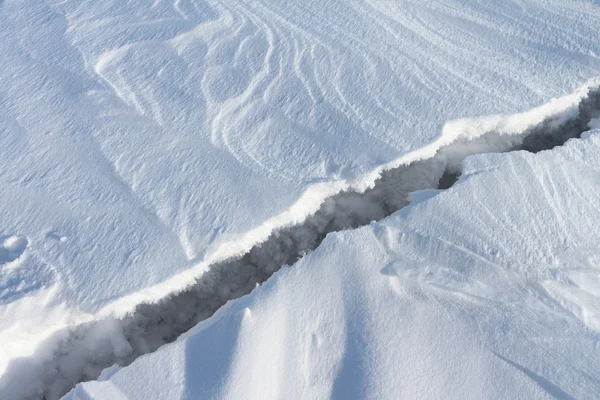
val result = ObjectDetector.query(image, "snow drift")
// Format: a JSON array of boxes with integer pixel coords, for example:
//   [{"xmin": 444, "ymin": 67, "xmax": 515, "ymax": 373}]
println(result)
[
  {"xmin": 2, "ymin": 0, "xmax": 600, "ymax": 398},
  {"xmin": 2, "ymin": 83, "xmax": 599, "ymax": 399},
  {"xmin": 64, "ymin": 115, "xmax": 600, "ymax": 400}
]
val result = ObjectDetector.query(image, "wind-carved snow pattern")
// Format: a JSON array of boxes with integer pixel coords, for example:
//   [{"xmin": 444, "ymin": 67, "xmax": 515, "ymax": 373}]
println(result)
[{"xmin": 2, "ymin": 88, "xmax": 600, "ymax": 400}]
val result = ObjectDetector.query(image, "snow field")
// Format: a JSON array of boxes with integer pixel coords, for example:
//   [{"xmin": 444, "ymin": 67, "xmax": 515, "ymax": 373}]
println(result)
[
  {"xmin": 2, "ymin": 82, "xmax": 600, "ymax": 399},
  {"xmin": 2, "ymin": 0, "xmax": 600, "ymax": 398}
]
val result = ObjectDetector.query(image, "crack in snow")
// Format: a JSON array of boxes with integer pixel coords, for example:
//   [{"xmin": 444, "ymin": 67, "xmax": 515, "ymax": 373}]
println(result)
[{"xmin": 2, "ymin": 87, "xmax": 600, "ymax": 400}]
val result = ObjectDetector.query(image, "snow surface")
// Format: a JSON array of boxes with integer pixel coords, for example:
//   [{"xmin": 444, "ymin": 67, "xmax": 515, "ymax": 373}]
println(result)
[
  {"xmin": 65, "ymin": 129, "xmax": 600, "ymax": 399},
  {"xmin": 1, "ymin": 0, "xmax": 600, "ymax": 396},
  {"xmin": 2, "ymin": 85, "xmax": 599, "ymax": 399}
]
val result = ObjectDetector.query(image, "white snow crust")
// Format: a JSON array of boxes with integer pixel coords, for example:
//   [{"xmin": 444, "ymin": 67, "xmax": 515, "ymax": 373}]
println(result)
[{"xmin": 1, "ymin": 0, "xmax": 600, "ymax": 396}]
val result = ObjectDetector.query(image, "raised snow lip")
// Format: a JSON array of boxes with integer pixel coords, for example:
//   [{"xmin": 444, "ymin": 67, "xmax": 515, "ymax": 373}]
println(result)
[{"xmin": 2, "ymin": 86, "xmax": 600, "ymax": 400}]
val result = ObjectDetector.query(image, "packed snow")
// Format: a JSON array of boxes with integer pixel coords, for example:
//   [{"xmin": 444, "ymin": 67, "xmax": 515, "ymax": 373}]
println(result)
[
  {"xmin": 65, "ymin": 127, "xmax": 600, "ymax": 399},
  {"xmin": 1, "ymin": 0, "xmax": 600, "ymax": 398}
]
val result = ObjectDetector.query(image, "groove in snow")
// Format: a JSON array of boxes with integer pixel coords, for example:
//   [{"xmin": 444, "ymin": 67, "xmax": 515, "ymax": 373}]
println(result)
[{"xmin": 2, "ymin": 86, "xmax": 600, "ymax": 400}]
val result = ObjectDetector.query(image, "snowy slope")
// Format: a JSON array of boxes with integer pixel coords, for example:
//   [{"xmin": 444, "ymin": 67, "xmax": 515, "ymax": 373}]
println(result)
[
  {"xmin": 1, "ymin": 0, "xmax": 600, "ymax": 392},
  {"xmin": 66, "ymin": 130, "xmax": 600, "ymax": 400}
]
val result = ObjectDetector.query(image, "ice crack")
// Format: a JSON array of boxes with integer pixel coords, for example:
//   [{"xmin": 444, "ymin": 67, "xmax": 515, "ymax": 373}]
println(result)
[{"xmin": 2, "ymin": 86, "xmax": 600, "ymax": 400}]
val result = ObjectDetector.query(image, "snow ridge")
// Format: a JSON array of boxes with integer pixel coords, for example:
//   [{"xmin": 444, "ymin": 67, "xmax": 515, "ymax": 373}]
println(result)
[{"xmin": 2, "ymin": 86, "xmax": 600, "ymax": 400}]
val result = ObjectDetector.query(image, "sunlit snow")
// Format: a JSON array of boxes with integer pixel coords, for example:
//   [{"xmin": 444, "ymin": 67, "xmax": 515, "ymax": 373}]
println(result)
[{"xmin": 1, "ymin": 0, "xmax": 600, "ymax": 399}]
